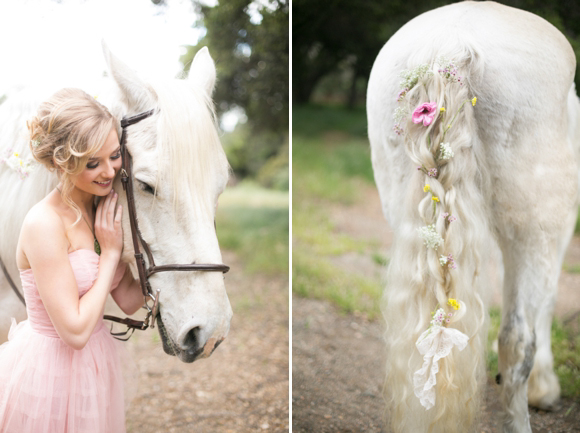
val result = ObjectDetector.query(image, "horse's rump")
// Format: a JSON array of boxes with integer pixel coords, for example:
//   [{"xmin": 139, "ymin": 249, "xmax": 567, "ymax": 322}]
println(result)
[{"xmin": 368, "ymin": 2, "xmax": 579, "ymax": 432}]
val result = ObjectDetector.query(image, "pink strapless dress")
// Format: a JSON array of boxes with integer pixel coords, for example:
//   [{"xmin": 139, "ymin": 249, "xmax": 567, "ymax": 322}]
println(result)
[{"xmin": 0, "ymin": 249, "xmax": 127, "ymax": 433}]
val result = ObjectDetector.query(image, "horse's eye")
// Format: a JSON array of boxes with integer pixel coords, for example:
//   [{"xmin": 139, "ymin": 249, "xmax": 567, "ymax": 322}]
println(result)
[{"xmin": 138, "ymin": 180, "xmax": 155, "ymax": 195}]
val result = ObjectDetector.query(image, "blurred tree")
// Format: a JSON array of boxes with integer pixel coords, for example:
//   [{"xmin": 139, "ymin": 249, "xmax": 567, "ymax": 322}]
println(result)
[
  {"xmin": 294, "ymin": 0, "xmax": 580, "ymax": 108},
  {"xmin": 182, "ymin": 0, "xmax": 288, "ymax": 187}
]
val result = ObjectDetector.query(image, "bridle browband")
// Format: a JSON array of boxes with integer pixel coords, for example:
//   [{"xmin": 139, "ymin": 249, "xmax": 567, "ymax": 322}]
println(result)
[{"xmin": 3, "ymin": 108, "xmax": 229, "ymax": 341}]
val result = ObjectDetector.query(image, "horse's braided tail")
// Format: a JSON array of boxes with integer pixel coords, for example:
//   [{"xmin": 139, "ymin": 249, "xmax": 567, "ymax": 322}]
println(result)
[{"xmin": 383, "ymin": 51, "xmax": 490, "ymax": 432}]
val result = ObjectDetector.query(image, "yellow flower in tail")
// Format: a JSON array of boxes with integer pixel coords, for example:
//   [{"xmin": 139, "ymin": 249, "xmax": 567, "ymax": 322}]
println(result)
[
  {"xmin": 448, "ymin": 298, "xmax": 460, "ymax": 310},
  {"xmin": 432, "ymin": 196, "xmax": 440, "ymax": 202},
  {"xmin": 471, "ymin": 97, "xmax": 477, "ymax": 106},
  {"xmin": 423, "ymin": 184, "xmax": 431, "ymax": 193}
]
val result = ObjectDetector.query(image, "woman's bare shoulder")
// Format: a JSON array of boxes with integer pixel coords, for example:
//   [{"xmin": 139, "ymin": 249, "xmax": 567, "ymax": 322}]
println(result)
[{"xmin": 20, "ymin": 198, "xmax": 67, "ymax": 249}]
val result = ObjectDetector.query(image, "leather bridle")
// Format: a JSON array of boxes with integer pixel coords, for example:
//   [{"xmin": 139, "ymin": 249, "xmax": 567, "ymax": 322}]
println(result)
[
  {"xmin": 1, "ymin": 108, "xmax": 229, "ymax": 341},
  {"xmin": 102, "ymin": 108, "xmax": 230, "ymax": 339}
]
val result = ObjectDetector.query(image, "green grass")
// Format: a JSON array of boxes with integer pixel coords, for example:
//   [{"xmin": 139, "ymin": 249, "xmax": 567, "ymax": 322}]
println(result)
[
  {"xmin": 552, "ymin": 315, "xmax": 580, "ymax": 397},
  {"xmin": 217, "ymin": 181, "xmax": 288, "ymax": 276},
  {"xmin": 292, "ymin": 104, "xmax": 368, "ymax": 138},
  {"xmin": 562, "ymin": 263, "xmax": 580, "ymax": 274},
  {"xmin": 293, "ymin": 104, "xmax": 580, "ymax": 398},
  {"xmin": 486, "ymin": 307, "xmax": 502, "ymax": 378},
  {"xmin": 293, "ymin": 251, "xmax": 382, "ymax": 319},
  {"xmin": 293, "ymin": 104, "xmax": 383, "ymax": 317},
  {"xmin": 293, "ymin": 135, "xmax": 374, "ymax": 205}
]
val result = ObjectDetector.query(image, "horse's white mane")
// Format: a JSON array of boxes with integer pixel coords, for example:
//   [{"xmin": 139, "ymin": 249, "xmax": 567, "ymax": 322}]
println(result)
[{"xmin": 151, "ymin": 79, "xmax": 230, "ymax": 208}]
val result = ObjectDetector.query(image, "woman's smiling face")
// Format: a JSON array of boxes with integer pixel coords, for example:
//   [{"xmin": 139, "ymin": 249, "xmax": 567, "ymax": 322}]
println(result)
[{"xmin": 71, "ymin": 127, "xmax": 122, "ymax": 196}]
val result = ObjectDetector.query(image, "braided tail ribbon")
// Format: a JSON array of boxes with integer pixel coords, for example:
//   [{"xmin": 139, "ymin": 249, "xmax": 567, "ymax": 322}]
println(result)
[
  {"xmin": 394, "ymin": 58, "xmax": 477, "ymax": 409},
  {"xmin": 413, "ymin": 300, "xmax": 468, "ymax": 409}
]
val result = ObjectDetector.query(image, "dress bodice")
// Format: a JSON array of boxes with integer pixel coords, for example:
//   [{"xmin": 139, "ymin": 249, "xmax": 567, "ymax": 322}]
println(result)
[{"xmin": 19, "ymin": 249, "xmax": 100, "ymax": 338}]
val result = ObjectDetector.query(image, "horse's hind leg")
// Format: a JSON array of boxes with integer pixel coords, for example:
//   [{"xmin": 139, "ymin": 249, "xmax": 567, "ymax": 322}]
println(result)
[
  {"xmin": 496, "ymin": 233, "xmax": 557, "ymax": 432},
  {"xmin": 492, "ymin": 136, "xmax": 577, "ymax": 431},
  {"xmin": 526, "ymin": 294, "xmax": 560, "ymax": 410},
  {"xmin": 526, "ymin": 206, "xmax": 576, "ymax": 410}
]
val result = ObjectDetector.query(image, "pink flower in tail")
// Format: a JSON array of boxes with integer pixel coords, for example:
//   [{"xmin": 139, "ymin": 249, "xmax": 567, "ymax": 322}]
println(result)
[{"xmin": 412, "ymin": 102, "xmax": 438, "ymax": 126}]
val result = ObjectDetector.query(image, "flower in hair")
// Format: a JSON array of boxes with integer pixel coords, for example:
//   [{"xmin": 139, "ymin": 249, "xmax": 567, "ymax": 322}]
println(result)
[
  {"xmin": 441, "ymin": 212, "xmax": 457, "ymax": 223},
  {"xmin": 412, "ymin": 102, "xmax": 438, "ymax": 126},
  {"xmin": 2, "ymin": 151, "xmax": 37, "ymax": 179},
  {"xmin": 393, "ymin": 124, "xmax": 404, "ymax": 135},
  {"xmin": 423, "ymin": 184, "xmax": 431, "ymax": 193},
  {"xmin": 399, "ymin": 63, "xmax": 432, "ymax": 91},
  {"xmin": 31, "ymin": 139, "xmax": 40, "ymax": 148},
  {"xmin": 431, "ymin": 196, "xmax": 439, "ymax": 203},
  {"xmin": 397, "ymin": 88, "xmax": 409, "ymax": 102},
  {"xmin": 439, "ymin": 254, "xmax": 457, "ymax": 269},
  {"xmin": 393, "ymin": 106, "xmax": 408, "ymax": 135},
  {"xmin": 417, "ymin": 225, "xmax": 443, "ymax": 249},
  {"xmin": 428, "ymin": 168, "xmax": 438, "ymax": 178},
  {"xmin": 437, "ymin": 57, "xmax": 462, "ymax": 84},
  {"xmin": 471, "ymin": 97, "xmax": 477, "ymax": 106},
  {"xmin": 448, "ymin": 298, "xmax": 460, "ymax": 310},
  {"xmin": 439, "ymin": 142, "xmax": 454, "ymax": 160}
]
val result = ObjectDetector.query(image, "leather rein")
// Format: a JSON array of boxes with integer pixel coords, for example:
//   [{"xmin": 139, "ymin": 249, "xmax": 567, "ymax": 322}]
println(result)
[{"xmin": 2, "ymin": 108, "xmax": 230, "ymax": 341}]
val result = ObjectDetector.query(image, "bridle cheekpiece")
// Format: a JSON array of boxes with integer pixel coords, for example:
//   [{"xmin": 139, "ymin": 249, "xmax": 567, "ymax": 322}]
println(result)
[{"xmin": 103, "ymin": 108, "xmax": 230, "ymax": 340}]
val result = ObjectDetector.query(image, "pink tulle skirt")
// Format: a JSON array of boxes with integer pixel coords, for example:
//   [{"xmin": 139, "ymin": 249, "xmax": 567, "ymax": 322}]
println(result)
[{"xmin": 0, "ymin": 319, "xmax": 127, "ymax": 433}]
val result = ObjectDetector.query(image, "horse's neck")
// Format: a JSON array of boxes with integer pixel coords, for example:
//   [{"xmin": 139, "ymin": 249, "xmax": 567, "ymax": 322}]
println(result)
[{"xmin": 0, "ymin": 90, "xmax": 58, "ymax": 276}]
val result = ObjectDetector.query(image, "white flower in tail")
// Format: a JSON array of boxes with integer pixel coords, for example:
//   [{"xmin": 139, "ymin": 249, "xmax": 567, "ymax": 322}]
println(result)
[
  {"xmin": 439, "ymin": 142, "xmax": 454, "ymax": 160},
  {"xmin": 417, "ymin": 225, "xmax": 443, "ymax": 249}
]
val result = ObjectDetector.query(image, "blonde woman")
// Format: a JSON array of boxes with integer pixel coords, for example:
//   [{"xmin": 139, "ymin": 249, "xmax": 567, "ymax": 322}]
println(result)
[{"xmin": 0, "ymin": 88, "xmax": 143, "ymax": 432}]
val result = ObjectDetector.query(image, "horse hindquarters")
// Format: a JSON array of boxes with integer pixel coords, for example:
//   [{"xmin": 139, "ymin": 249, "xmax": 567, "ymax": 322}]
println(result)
[{"xmin": 489, "ymin": 82, "xmax": 579, "ymax": 431}]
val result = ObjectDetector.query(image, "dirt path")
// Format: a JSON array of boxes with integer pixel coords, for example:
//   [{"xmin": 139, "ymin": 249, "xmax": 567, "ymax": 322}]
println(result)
[
  {"xmin": 292, "ymin": 186, "xmax": 580, "ymax": 432},
  {"xmin": 106, "ymin": 250, "xmax": 289, "ymax": 433}
]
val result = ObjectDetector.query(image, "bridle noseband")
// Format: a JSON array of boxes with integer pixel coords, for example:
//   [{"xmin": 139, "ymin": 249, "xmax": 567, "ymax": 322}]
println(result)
[{"xmin": 100, "ymin": 108, "xmax": 229, "ymax": 339}]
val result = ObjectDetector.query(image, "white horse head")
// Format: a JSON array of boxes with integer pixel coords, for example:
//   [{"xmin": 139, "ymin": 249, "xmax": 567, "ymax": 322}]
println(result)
[{"xmin": 103, "ymin": 44, "xmax": 232, "ymax": 363}]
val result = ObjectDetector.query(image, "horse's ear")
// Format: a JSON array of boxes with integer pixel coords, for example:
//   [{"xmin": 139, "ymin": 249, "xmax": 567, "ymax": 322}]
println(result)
[
  {"xmin": 101, "ymin": 40, "xmax": 155, "ymax": 112},
  {"xmin": 187, "ymin": 47, "xmax": 216, "ymax": 96}
]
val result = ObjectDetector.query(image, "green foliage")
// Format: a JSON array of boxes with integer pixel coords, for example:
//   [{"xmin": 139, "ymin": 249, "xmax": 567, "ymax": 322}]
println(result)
[
  {"xmin": 486, "ymin": 307, "xmax": 502, "ymax": 377},
  {"xmin": 221, "ymin": 123, "xmax": 288, "ymax": 188},
  {"xmin": 292, "ymin": 104, "xmax": 368, "ymax": 138},
  {"xmin": 216, "ymin": 182, "xmax": 288, "ymax": 276},
  {"xmin": 552, "ymin": 316, "xmax": 580, "ymax": 397},
  {"xmin": 294, "ymin": 0, "xmax": 580, "ymax": 107},
  {"xmin": 293, "ymin": 105, "xmax": 374, "ymax": 204},
  {"xmin": 293, "ymin": 252, "xmax": 382, "ymax": 319},
  {"xmin": 182, "ymin": 0, "xmax": 288, "ymax": 186},
  {"xmin": 293, "ymin": 135, "xmax": 374, "ymax": 205},
  {"xmin": 293, "ymin": 0, "xmax": 456, "ymax": 106},
  {"xmin": 293, "ymin": 105, "xmax": 383, "ymax": 317}
]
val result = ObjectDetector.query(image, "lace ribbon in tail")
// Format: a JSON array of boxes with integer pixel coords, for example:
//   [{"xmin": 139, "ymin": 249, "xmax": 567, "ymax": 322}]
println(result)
[{"xmin": 413, "ymin": 326, "xmax": 469, "ymax": 409}]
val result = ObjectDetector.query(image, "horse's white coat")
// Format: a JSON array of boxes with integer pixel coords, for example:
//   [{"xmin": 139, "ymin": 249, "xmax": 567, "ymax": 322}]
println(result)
[
  {"xmin": 368, "ymin": 2, "xmax": 579, "ymax": 432},
  {"xmin": 0, "ymin": 45, "xmax": 232, "ymax": 363}
]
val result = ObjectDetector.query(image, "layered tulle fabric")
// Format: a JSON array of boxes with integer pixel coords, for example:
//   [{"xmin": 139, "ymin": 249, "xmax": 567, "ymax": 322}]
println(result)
[{"xmin": 0, "ymin": 249, "xmax": 127, "ymax": 433}]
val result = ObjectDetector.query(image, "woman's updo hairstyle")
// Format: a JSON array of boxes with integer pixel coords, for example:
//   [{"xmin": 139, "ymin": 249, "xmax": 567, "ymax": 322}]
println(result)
[{"xmin": 27, "ymin": 88, "xmax": 118, "ymax": 222}]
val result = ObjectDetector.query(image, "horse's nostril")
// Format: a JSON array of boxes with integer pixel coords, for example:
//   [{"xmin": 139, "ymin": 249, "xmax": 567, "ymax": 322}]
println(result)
[{"xmin": 181, "ymin": 326, "xmax": 200, "ymax": 352}]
